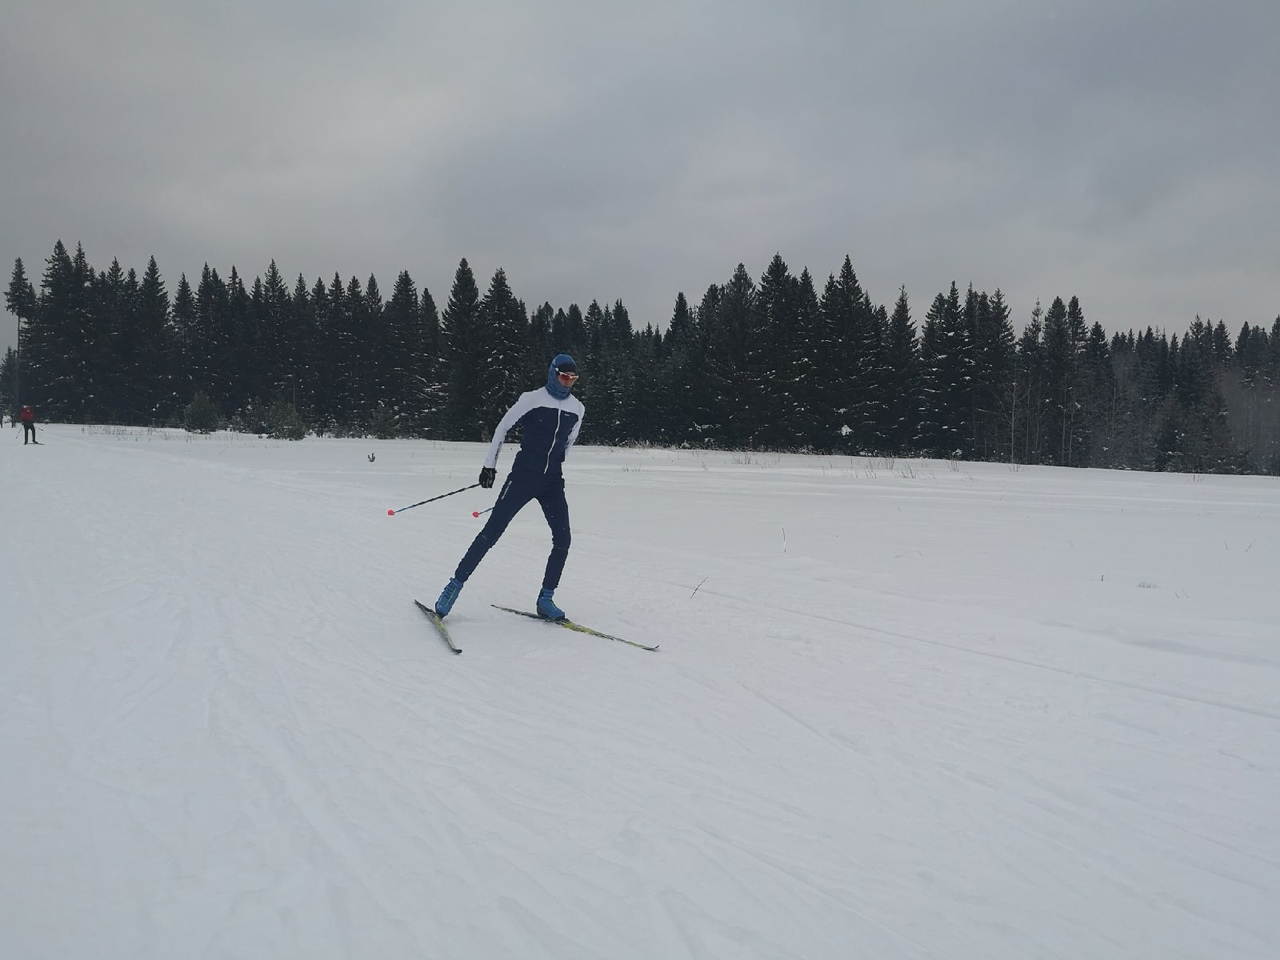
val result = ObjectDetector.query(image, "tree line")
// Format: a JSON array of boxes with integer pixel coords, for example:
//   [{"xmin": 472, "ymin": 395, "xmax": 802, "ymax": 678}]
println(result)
[{"xmin": 5, "ymin": 240, "xmax": 1280, "ymax": 474}]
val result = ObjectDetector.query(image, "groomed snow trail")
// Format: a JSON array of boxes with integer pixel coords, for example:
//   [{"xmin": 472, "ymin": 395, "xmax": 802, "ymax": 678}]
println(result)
[{"xmin": 2, "ymin": 426, "xmax": 1277, "ymax": 959}]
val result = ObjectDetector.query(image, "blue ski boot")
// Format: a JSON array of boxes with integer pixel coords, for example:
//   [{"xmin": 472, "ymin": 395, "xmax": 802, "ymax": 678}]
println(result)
[
  {"xmin": 536, "ymin": 587, "xmax": 565, "ymax": 621},
  {"xmin": 435, "ymin": 578, "xmax": 463, "ymax": 617}
]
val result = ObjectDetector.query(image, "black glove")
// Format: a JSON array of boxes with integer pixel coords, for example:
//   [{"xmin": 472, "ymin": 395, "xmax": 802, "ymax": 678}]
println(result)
[{"xmin": 479, "ymin": 466, "xmax": 496, "ymax": 489}]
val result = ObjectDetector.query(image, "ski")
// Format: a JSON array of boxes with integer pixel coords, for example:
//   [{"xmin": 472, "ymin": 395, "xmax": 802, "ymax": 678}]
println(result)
[
  {"xmin": 413, "ymin": 599, "xmax": 461, "ymax": 654},
  {"xmin": 491, "ymin": 605, "xmax": 658, "ymax": 651}
]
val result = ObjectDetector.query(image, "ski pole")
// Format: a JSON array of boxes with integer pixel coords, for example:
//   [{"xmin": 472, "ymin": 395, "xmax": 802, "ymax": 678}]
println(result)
[
  {"xmin": 387, "ymin": 483, "xmax": 480, "ymax": 516},
  {"xmin": 471, "ymin": 506, "xmax": 494, "ymax": 518}
]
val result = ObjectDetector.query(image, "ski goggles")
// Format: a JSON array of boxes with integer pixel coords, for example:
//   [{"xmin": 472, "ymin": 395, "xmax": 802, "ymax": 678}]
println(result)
[{"xmin": 556, "ymin": 369, "xmax": 579, "ymax": 386}]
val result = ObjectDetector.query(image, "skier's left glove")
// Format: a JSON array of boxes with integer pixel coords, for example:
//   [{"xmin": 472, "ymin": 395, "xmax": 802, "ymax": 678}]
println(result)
[{"xmin": 479, "ymin": 466, "xmax": 496, "ymax": 489}]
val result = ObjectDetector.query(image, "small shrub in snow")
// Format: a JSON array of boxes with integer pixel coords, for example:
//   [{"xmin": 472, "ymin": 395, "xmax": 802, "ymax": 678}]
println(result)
[
  {"xmin": 183, "ymin": 392, "xmax": 221, "ymax": 433},
  {"xmin": 368, "ymin": 404, "xmax": 397, "ymax": 440},
  {"xmin": 265, "ymin": 399, "xmax": 307, "ymax": 440}
]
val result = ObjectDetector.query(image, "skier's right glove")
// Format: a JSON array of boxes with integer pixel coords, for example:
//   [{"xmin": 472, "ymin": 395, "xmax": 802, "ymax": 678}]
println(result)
[{"xmin": 479, "ymin": 466, "xmax": 496, "ymax": 489}]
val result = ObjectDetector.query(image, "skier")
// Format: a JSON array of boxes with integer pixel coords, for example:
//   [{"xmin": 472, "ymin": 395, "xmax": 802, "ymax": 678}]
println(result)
[
  {"xmin": 434, "ymin": 354, "xmax": 585, "ymax": 621},
  {"xmin": 19, "ymin": 405, "xmax": 36, "ymax": 444}
]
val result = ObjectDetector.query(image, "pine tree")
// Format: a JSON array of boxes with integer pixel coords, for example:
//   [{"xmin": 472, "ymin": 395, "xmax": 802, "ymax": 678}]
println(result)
[
  {"xmin": 1211, "ymin": 320, "xmax": 1233, "ymax": 365},
  {"xmin": 703, "ymin": 264, "xmax": 763, "ymax": 448},
  {"xmin": 475, "ymin": 268, "xmax": 527, "ymax": 436},
  {"xmin": 934, "ymin": 282, "xmax": 973, "ymax": 457},
  {"xmin": 257, "ymin": 260, "xmax": 293, "ymax": 402},
  {"xmin": 866, "ymin": 302, "xmax": 891, "ymax": 450},
  {"xmin": 1014, "ymin": 302, "xmax": 1046, "ymax": 463},
  {"xmin": 337, "ymin": 275, "xmax": 368, "ymax": 430},
  {"xmin": 380, "ymin": 270, "xmax": 421, "ymax": 433},
  {"xmin": 1268, "ymin": 316, "xmax": 1280, "ymax": 386},
  {"xmin": 1235, "ymin": 323, "xmax": 1262, "ymax": 383},
  {"xmin": 4, "ymin": 258, "xmax": 37, "ymax": 321},
  {"xmin": 318, "ymin": 274, "xmax": 354, "ymax": 432},
  {"xmin": 820, "ymin": 263, "xmax": 856, "ymax": 448},
  {"xmin": 628, "ymin": 322, "xmax": 661, "ymax": 444},
  {"xmin": 223, "ymin": 267, "xmax": 253, "ymax": 416},
  {"xmin": 68, "ymin": 243, "xmax": 105, "ymax": 422},
  {"xmin": 913, "ymin": 284, "xmax": 972, "ymax": 457},
  {"xmin": 821, "ymin": 256, "xmax": 886, "ymax": 452},
  {"xmin": 419, "ymin": 284, "xmax": 444, "ymax": 435},
  {"xmin": 579, "ymin": 301, "xmax": 610, "ymax": 440},
  {"xmin": 170, "ymin": 273, "xmax": 196, "ymax": 405},
  {"xmin": 129, "ymin": 256, "xmax": 174, "ymax": 423},
  {"xmin": 1069, "ymin": 322, "xmax": 1113, "ymax": 466},
  {"xmin": 1040, "ymin": 296, "xmax": 1081, "ymax": 465},
  {"xmin": 656, "ymin": 292, "xmax": 701, "ymax": 445},
  {"xmin": 24, "ymin": 241, "xmax": 81, "ymax": 418},
  {"xmin": 793, "ymin": 269, "xmax": 832, "ymax": 451},
  {"xmin": 0, "ymin": 348, "xmax": 16, "ymax": 415},
  {"xmin": 358, "ymin": 275, "xmax": 384, "ymax": 429},
  {"xmin": 528, "ymin": 303, "xmax": 555, "ymax": 380},
  {"xmin": 596, "ymin": 299, "xmax": 641, "ymax": 444},
  {"xmin": 5, "ymin": 258, "xmax": 37, "ymax": 413},
  {"xmin": 881, "ymin": 286, "xmax": 919, "ymax": 452},
  {"xmin": 686, "ymin": 283, "xmax": 722, "ymax": 444},
  {"xmin": 92, "ymin": 258, "xmax": 130, "ymax": 422},
  {"xmin": 288, "ymin": 274, "xmax": 313, "ymax": 415},
  {"xmin": 290, "ymin": 277, "xmax": 322, "ymax": 427},
  {"xmin": 755, "ymin": 254, "xmax": 798, "ymax": 448},
  {"xmin": 915, "ymin": 292, "xmax": 948, "ymax": 454},
  {"xmin": 439, "ymin": 259, "xmax": 485, "ymax": 440},
  {"xmin": 966, "ymin": 286, "xmax": 1015, "ymax": 460},
  {"xmin": 191, "ymin": 266, "xmax": 227, "ymax": 403},
  {"xmin": 551, "ymin": 303, "xmax": 587, "ymax": 360}
]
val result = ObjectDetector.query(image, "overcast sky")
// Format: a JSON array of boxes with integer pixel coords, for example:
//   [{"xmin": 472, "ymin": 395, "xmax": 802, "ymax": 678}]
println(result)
[{"xmin": 3, "ymin": 0, "xmax": 1278, "ymax": 358}]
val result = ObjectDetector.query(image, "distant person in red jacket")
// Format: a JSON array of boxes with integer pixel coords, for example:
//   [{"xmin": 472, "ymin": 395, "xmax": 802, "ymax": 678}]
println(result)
[{"xmin": 19, "ymin": 405, "xmax": 36, "ymax": 444}]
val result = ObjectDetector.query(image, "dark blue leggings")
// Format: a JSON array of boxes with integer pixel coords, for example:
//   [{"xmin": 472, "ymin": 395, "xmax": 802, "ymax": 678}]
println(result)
[{"xmin": 453, "ymin": 471, "xmax": 571, "ymax": 591}]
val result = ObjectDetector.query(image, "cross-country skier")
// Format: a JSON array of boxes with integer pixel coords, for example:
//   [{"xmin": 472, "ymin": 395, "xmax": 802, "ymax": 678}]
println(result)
[
  {"xmin": 20, "ymin": 405, "xmax": 36, "ymax": 444},
  {"xmin": 434, "ymin": 354, "xmax": 585, "ymax": 620}
]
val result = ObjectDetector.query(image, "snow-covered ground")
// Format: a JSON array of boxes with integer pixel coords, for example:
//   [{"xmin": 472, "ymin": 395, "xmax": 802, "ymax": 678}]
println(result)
[{"xmin": 2, "ymin": 423, "xmax": 1277, "ymax": 960}]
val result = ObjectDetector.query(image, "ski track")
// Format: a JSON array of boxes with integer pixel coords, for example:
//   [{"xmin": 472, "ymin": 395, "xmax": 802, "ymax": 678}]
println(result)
[{"xmin": 2, "ymin": 428, "xmax": 1277, "ymax": 959}]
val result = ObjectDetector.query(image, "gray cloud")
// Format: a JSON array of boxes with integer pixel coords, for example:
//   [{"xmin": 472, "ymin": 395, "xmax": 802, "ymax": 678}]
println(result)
[{"xmin": 3, "ymin": 0, "xmax": 1278, "ymax": 359}]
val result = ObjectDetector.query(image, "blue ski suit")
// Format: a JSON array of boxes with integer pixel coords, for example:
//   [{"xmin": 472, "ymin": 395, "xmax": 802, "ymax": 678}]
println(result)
[{"xmin": 452, "ymin": 367, "xmax": 586, "ymax": 590}]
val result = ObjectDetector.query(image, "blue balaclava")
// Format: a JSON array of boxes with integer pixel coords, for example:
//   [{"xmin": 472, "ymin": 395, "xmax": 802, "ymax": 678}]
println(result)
[{"xmin": 546, "ymin": 353, "xmax": 577, "ymax": 400}]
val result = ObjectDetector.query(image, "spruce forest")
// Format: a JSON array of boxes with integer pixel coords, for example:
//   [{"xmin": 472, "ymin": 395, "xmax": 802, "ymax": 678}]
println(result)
[{"xmin": 5, "ymin": 240, "xmax": 1280, "ymax": 475}]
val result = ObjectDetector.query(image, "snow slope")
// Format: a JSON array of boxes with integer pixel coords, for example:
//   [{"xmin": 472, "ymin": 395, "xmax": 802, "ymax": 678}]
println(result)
[{"xmin": 2, "ymin": 424, "xmax": 1277, "ymax": 959}]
